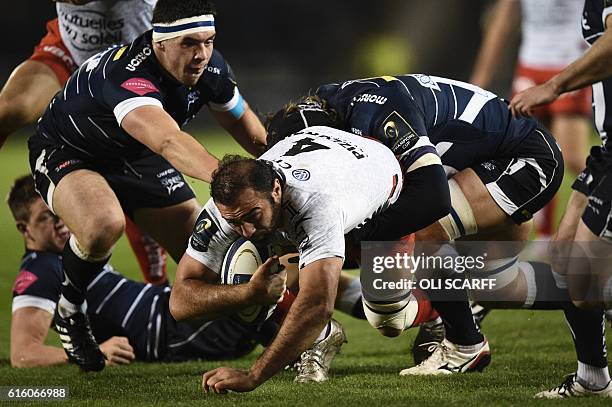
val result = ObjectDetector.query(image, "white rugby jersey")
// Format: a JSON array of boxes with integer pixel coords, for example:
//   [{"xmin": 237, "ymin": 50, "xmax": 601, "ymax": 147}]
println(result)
[
  {"xmin": 186, "ymin": 126, "xmax": 403, "ymax": 273},
  {"xmin": 56, "ymin": 0, "xmax": 157, "ymax": 66},
  {"xmin": 517, "ymin": 0, "xmax": 586, "ymax": 68}
]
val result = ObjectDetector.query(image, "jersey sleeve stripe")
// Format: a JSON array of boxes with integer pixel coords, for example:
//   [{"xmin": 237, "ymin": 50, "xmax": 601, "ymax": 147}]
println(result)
[
  {"xmin": 113, "ymin": 96, "xmax": 163, "ymax": 125},
  {"xmin": 209, "ymin": 88, "xmax": 245, "ymax": 119},
  {"xmin": 604, "ymin": 6, "xmax": 612, "ymax": 28},
  {"xmin": 12, "ymin": 295, "xmax": 56, "ymax": 314}
]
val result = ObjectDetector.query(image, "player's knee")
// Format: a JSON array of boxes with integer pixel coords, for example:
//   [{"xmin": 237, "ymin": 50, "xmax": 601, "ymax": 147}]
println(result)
[
  {"xmin": 0, "ymin": 95, "xmax": 38, "ymax": 130},
  {"xmin": 80, "ymin": 214, "xmax": 125, "ymax": 253},
  {"xmin": 363, "ymin": 296, "xmax": 419, "ymax": 336}
]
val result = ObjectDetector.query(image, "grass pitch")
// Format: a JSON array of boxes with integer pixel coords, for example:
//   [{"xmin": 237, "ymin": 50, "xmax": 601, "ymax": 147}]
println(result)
[{"xmin": 0, "ymin": 132, "xmax": 610, "ymax": 406}]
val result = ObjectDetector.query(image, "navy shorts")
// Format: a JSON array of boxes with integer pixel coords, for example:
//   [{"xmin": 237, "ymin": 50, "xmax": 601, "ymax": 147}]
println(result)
[{"xmin": 28, "ymin": 134, "xmax": 195, "ymax": 219}]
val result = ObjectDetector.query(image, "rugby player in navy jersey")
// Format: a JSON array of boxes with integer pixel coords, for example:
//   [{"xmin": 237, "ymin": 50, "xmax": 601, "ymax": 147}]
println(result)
[
  {"xmin": 8, "ymin": 175, "xmax": 273, "ymax": 368},
  {"xmin": 267, "ymin": 74, "xmax": 564, "ymax": 375},
  {"xmin": 27, "ymin": 0, "xmax": 269, "ymax": 372},
  {"xmin": 510, "ymin": 0, "xmax": 612, "ymax": 398}
]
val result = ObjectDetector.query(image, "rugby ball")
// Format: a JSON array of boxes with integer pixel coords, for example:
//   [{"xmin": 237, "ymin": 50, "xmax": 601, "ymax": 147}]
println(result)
[{"xmin": 221, "ymin": 237, "xmax": 277, "ymax": 324}]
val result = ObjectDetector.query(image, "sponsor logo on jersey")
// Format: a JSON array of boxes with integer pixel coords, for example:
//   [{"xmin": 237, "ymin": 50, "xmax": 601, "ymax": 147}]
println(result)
[
  {"xmin": 13, "ymin": 270, "xmax": 39, "ymax": 295},
  {"xmin": 206, "ymin": 66, "xmax": 221, "ymax": 75},
  {"xmin": 125, "ymin": 46, "xmax": 152, "ymax": 71},
  {"xmin": 481, "ymin": 161, "xmax": 496, "ymax": 172},
  {"xmin": 191, "ymin": 210, "xmax": 219, "ymax": 252},
  {"xmin": 113, "ymin": 46, "xmax": 128, "ymax": 61},
  {"xmin": 121, "ymin": 78, "xmax": 159, "ymax": 96},
  {"xmin": 354, "ymin": 93, "xmax": 388, "ymax": 105},
  {"xmin": 381, "ymin": 111, "xmax": 419, "ymax": 154},
  {"xmin": 292, "ymin": 169, "xmax": 311, "ymax": 181},
  {"xmin": 187, "ymin": 90, "xmax": 201, "ymax": 110}
]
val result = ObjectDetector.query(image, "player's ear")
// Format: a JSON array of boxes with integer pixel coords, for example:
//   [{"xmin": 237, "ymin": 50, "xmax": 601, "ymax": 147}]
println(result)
[
  {"xmin": 16, "ymin": 221, "xmax": 27, "ymax": 235},
  {"xmin": 271, "ymin": 179, "xmax": 282, "ymax": 202}
]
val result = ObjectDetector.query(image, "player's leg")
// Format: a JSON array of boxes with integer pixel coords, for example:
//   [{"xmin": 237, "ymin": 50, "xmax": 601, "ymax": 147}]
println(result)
[
  {"xmin": 0, "ymin": 18, "xmax": 74, "ymax": 147},
  {"xmin": 53, "ymin": 170, "xmax": 126, "ymax": 306},
  {"xmin": 0, "ymin": 61, "xmax": 62, "ymax": 146},
  {"xmin": 33, "ymin": 158, "xmax": 124, "ymax": 371},
  {"xmin": 133, "ymin": 199, "xmax": 201, "ymax": 262},
  {"xmin": 124, "ymin": 216, "xmax": 168, "ymax": 285},
  {"xmin": 551, "ymin": 114, "xmax": 591, "ymax": 175}
]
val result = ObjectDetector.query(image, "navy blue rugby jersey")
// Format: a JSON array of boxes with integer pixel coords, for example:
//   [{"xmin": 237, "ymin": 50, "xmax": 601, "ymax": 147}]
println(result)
[
  {"xmin": 35, "ymin": 30, "xmax": 243, "ymax": 161},
  {"xmin": 12, "ymin": 250, "xmax": 169, "ymax": 360},
  {"xmin": 317, "ymin": 74, "xmax": 540, "ymax": 169},
  {"xmin": 583, "ymin": 0, "xmax": 612, "ymax": 147}
]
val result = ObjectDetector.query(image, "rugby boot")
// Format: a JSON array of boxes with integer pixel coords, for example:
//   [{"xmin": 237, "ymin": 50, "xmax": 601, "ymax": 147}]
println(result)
[
  {"xmin": 535, "ymin": 374, "xmax": 612, "ymax": 399},
  {"xmin": 54, "ymin": 307, "xmax": 106, "ymax": 372},
  {"xmin": 294, "ymin": 319, "xmax": 347, "ymax": 383},
  {"xmin": 400, "ymin": 338, "xmax": 490, "ymax": 376}
]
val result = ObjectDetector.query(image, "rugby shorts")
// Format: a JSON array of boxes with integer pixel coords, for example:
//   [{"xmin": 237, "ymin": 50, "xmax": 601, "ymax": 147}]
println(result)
[
  {"xmin": 28, "ymin": 135, "xmax": 195, "ymax": 219},
  {"xmin": 572, "ymin": 146, "xmax": 612, "ymax": 241},
  {"xmin": 513, "ymin": 64, "xmax": 592, "ymax": 118},
  {"xmin": 472, "ymin": 126, "xmax": 564, "ymax": 224},
  {"xmin": 29, "ymin": 18, "xmax": 76, "ymax": 85}
]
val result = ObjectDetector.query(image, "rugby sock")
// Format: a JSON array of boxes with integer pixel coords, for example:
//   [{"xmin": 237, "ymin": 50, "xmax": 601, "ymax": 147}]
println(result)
[
  {"xmin": 520, "ymin": 261, "xmax": 570, "ymax": 309},
  {"xmin": 351, "ymin": 297, "xmax": 367, "ymax": 319},
  {"xmin": 59, "ymin": 236, "xmax": 110, "ymax": 311},
  {"xmin": 314, "ymin": 321, "xmax": 332, "ymax": 344},
  {"xmin": 563, "ymin": 301, "xmax": 608, "ymax": 376},
  {"xmin": 428, "ymin": 295, "xmax": 483, "ymax": 346},
  {"xmin": 577, "ymin": 361, "xmax": 611, "ymax": 390},
  {"xmin": 603, "ymin": 276, "xmax": 612, "ymax": 311},
  {"xmin": 337, "ymin": 277, "xmax": 364, "ymax": 318},
  {"xmin": 124, "ymin": 217, "xmax": 167, "ymax": 285}
]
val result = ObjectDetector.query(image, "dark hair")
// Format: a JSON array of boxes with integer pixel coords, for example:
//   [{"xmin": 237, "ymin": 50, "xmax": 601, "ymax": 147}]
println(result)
[
  {"xmin": 7, "ymin": 175, "xmax": 40, "ymax": 222},
  {"xmin": 152, "ymin": 0, "xmax": 216, "ymax": 24},
  {"xmin": 265, "ymin": 94, "xmax": 339, "ymax": 149},
  {"xmin": 211, "ymin": 155, "xmax": 279, "ymax": 206}
]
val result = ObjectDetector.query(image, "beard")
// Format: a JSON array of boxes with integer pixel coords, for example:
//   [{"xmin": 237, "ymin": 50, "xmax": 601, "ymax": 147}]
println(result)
[{"xmin": 250, "ymin": 199, "xmax": 283, "ymax": 242}]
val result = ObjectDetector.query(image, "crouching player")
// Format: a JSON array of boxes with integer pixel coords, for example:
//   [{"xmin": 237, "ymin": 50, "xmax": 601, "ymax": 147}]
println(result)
[
  {"xmin": 274, "ymin": 74, "xmax": 563, "ymax": 374},
  {"xmin": 8, "ymin": 175, "xmax": 277, "ymax": 367}
]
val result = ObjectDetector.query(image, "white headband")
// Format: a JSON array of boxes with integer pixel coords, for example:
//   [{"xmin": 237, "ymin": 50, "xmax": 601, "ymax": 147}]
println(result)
[{"xmin": 152, "ymin": 15, "xmax": 215, "ymax": 42}]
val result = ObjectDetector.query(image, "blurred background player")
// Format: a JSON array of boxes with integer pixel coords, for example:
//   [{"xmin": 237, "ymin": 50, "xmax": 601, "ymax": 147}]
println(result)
[
  {"xmin": 0, "ymin": 0, "xmax": 168, "ymax": 285},
  {"xmin": 471, "ymin": 0, "xmax": 593, "ymax": 240},
  {"xmin": 510, "ymin": 0, "xmax": 612, "ymax": 398},
  {"xmin": 28, "ymin": 0, "xmax": 267, "ymax": 372},
  {"xmin": 8, "ymin": 174, "xmax": 275, "ymax": 368}
]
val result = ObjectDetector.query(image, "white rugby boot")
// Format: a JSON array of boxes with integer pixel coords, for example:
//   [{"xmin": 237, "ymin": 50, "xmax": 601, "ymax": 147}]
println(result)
[
  {"xmin": 400, "ymin": 338, "xmax": 490, "ymax": 376},
  {"xmin": 294, "ymin": 319, "xmax": 347, "ymax": 383},
  {"xmin": 535, "ymin": 374, "xmax": 612, "ymax": 399}
]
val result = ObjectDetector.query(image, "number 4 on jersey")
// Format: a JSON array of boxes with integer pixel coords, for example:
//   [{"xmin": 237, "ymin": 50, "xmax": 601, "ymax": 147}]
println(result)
[{"xmin": 282, "ymin": 137, "xmax": 330, "ymax": 156}]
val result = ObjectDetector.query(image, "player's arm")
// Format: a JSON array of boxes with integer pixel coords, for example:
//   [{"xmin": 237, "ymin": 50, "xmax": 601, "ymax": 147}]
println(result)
[
  {"xmin": 470, "ymin": 0, "xmax": 520, "ymax": 88},
  {"xmin": 510, "ymin": 14, "xmax": 612, "ymax": 116},
  {"xmin": 121, "ymin": 106, "xmax": 219, "ymax": 182},
  {"xmin": 171, "ymin": 253, "xmax": 286, "ymax": 321},
  {"xmin": 10, "ymin": 307, "xmax": 67, "ymax": 368},
  {"xmin": 210, "ymin": 102, "xmax": 267, "ymax": 157},
  {"xmin": 203, "ymin": 257, "xmax": 342, "ymax": 393}
]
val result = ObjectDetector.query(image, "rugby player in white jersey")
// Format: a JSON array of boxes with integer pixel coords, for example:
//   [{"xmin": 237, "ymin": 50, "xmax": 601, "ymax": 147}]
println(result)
[{"xmin": 171, "ymin": 120, "xmax": 491, "ymax": 393}]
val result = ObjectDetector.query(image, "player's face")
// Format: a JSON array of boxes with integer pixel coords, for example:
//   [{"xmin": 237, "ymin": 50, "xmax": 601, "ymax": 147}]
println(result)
[
  {"xmin": 217, "ymin": 181, "xmax": 283, "ymax": 242},
  {"xmin": 157, "ymin": 31, "xmax": 215, "ymax": 86},
  {"xmin": 19, "ymin": 199, "xmax": 70, "ymax": 253}
]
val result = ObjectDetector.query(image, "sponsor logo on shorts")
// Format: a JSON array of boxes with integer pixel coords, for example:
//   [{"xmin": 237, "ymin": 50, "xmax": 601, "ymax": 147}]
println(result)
[
  {"xmin": 157, "ymin": 170, "xmax": 185, "ymax": 195},
  {"xmin": 292, "ymin": 169, "xmax": 311, "ymax": 181},
  {"xmin": 41, "ymin": 45, "xmax": 76, "ymax": 68},
  {"xmin": 55, "ymin": 159, "xmax": 82, "ymax": 172},
  {"xmin": 121, "ymin": 78, "xmax": 159, "ymax": 96},
  {"xmin": 481, "ymin": 162, "xmax": 496, "ymax": 172},
  {"xmin": 125, "ymin": 47, "xmax": 152, "ymax": 71}
]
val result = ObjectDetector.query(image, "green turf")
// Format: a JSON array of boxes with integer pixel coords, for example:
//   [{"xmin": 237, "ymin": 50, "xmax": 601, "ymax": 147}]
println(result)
[{"xmin": 0, "ymin": 132, "xmax": 610, "ymax": 405}]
